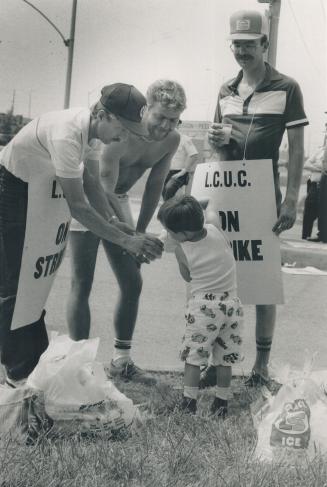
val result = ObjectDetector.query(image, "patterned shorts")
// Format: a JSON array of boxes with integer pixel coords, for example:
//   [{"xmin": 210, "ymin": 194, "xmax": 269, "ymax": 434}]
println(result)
[{"xmin": 180, "ymin": 292, "xmax": 244, "ymax": 367}]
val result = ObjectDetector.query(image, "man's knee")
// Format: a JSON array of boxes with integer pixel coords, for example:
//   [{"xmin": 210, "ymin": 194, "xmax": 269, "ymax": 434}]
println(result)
[
  {"xmin": 120, "ymin": 268, "xmax": 143, "ymax": 298},
  {"xmin": 104, "ymin": 244, "xmax": 143, "ymax": 298}
]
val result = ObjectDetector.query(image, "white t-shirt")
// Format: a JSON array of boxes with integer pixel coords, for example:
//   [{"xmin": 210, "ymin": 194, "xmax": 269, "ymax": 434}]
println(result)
[
  {"xmin": 181, "ymin": 223, "xmax": 237, "ymax": 297},
  {"xmin": 0, "ymin": 107, "xmax": 102, "ymax": 182},
  {"xmin": 0, "ymin": 108, "xmax": 102, "ymax": 330},
  {"xmin": 170, "ymin": 134, "xmax": 198, "ymax": 171}
]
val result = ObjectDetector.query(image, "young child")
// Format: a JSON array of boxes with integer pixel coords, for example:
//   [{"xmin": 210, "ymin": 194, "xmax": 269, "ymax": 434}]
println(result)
[{"xmin": 157, "ymin": 195, "xmax": 244, "ymax": 417}]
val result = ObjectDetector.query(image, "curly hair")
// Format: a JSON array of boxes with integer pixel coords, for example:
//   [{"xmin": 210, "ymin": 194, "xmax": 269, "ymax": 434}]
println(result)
[{"xmin": 146, "ymin": 79, "xmax": 187, "ymax": 111}]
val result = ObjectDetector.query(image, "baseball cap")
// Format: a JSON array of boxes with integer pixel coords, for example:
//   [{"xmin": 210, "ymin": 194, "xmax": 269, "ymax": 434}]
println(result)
[
  {"xmin": 100, "ymin": 83, "xmax": 147, "ymax": 136},
  {"xmin": 228, "ymin": 10, "xmax": 269, "ymax": 40}
]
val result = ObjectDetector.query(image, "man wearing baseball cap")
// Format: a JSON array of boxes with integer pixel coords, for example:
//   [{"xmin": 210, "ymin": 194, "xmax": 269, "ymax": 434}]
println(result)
[
  {"xmin": 67, "ymin": 79, "xmax": 186, "ymax": 384},
  {"xmin": 0, "ymin": 83, "xmax": 163, "ymax": 387},
  {"xmin": 205, "ymin": 10, "xmax": 308, "ymax": 387}
]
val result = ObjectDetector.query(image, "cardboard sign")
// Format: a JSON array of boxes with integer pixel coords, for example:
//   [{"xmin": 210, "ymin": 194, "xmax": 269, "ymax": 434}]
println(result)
[
  {"xmin": 191, "ymin": 159, "xmax": 284, "ymax": 304},
  {"xmin": 11, "ymin": 176, "xmax": 71, "ymax": 330}
]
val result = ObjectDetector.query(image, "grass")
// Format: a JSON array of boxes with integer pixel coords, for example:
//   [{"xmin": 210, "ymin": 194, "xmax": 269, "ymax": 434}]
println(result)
[{"xmin": 1, "ymin": 373, "xmax": 327, "ymax": 487}]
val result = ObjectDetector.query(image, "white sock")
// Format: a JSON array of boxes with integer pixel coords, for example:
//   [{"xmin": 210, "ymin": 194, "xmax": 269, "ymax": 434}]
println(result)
[
  {"xmin": 112, "ymin": 339, "xmax": 132, "ymax": 365},
  {"xmin": 215, "ymin": 386, "xmax": 230, "ymax": 401},
  {"xmin": 184, "ymin": 386, "xmax": 199, "ymax": 400}
]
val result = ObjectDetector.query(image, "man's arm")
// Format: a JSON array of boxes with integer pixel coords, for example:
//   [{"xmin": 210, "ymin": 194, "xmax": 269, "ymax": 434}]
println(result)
[
  {"xmin": 83, "ymin": 160, "xmax": 113, "ymax": 219},
  {"xmin": 136, "ymin": 134, "xmax": 180, "ymax": 233},
  {"xmin": 272, "ymin": 126, "xmax": 305, "ymax": 235},
  {"xmin": 83, "ymin": 160, "xmax": 133, "ymax": 234},
  {"xmin": 99, "ymin": 142, "xmax": 129, "ymax": 223},
  {"xmin": 58, "ymin": 175, "xmax": 162, "ymax": 260},
  {"xmin": 207, "ymin": 90, "xmax": 232, "ymax": 161}
]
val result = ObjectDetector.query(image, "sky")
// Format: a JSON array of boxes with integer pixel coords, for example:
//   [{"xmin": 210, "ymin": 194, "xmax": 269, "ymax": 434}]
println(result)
[{"xmin": 1, "ymin": 0, "xmax": 326, "ymax": 154}]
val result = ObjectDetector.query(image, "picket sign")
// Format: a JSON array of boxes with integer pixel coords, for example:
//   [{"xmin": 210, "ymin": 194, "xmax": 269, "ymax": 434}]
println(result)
[
  {"xmin": 11, "ymin": 176, "xmax": 71, "ymax": 330},
  {"xmin": 191, "ymin": 159, "xmax": 284, "ymax": 305}
]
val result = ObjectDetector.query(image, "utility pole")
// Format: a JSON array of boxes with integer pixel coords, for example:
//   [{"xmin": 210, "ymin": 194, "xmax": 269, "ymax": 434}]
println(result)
[
  {"xmin": 22, "ymin": 0, "xmax": 77, "ymax": 109},
  {"xmin": 10, "ymin": 89, "xmax": 16, "ymax": 115},
  {"xmin": 258, "ymin": 0, "xmax": 281, "ymax": 68},
  {"xmin": 64, "ymin": 0, "xmax": 77, "ymax": 109}
]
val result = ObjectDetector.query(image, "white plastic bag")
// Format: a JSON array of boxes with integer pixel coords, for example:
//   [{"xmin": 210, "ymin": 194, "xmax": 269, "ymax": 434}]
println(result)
[
  {"xmin": 26, "ymin": 334, "xmax": 139, "ymax": 435},
  {"xmin": 0, "ymin": 385, "xmax": 52, "ymax": 443},
  {"xmin": 254, "ymin": 362, "xmax": 327, "ymax": 463},
  {"xmin": 26, "ymin": 333, "xmax": 99, "ymax": 392}
]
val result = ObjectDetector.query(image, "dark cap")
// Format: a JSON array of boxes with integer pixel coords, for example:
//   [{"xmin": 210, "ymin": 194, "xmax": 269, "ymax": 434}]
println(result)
[
  {"xmin": 228, "ymin": 10, "xmax": 269, "ymax": 40},
  {"xmin": 100, "ymin": 83, "xmax": 147, "ymax": 136}
]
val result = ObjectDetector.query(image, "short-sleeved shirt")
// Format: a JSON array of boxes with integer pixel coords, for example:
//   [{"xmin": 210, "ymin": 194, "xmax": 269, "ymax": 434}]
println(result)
[
  {"xmin": 170, "ymin": 134, "xmax": 198, "ymax": 171},
  {"xmin": 214, "ymin": 63, "xmax": 309, "ymax": 173},
  {"xmin": 0, "ymin": 107, "xmax": 102, "ymax": 182}
]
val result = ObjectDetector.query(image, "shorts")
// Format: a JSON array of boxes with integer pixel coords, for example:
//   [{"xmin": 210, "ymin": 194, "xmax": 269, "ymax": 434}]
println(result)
[
  {"xmin": 180, "ymin": 292, "xmax": 244, "ymax": 367},
  {"xmin": 70, "ymin": 193, "xmax": 134, "ymax": 231}
]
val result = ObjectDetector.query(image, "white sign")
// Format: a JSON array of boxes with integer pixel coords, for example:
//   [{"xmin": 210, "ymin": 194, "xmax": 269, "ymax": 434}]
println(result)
[
  {"xmin": 11, "ymin": 176, "xmax": 71, "ymax": 329},
  {"xmin": 191, "ymin": 159, "xmax": 284, "ymax": 304}
]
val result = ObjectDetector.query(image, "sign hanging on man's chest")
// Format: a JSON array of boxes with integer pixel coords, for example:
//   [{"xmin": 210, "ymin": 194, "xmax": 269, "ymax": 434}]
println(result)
[{"xmin": 191, "ymin": 159, "xmax": 284, "ymax": 304}]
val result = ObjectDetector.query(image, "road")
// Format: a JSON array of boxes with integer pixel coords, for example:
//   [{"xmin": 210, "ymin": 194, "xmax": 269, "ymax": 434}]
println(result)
[{"xmin": 46, "ymin": 197, "xmax": 327, "ymax": 375}]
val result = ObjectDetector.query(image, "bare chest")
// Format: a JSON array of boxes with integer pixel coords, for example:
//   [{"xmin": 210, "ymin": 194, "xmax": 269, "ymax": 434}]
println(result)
[{"xmin": 120, "ymin": 140, "xmax": 167, "ymax": 171}]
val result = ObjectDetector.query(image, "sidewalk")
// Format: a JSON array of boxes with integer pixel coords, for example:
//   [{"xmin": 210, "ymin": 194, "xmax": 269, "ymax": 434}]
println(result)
[{"xmin": 279, "ymin": 180, "xmax": 327, "ymax": 271}]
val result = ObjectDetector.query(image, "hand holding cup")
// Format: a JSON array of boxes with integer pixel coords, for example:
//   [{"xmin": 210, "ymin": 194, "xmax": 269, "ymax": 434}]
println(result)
[{"xmin": 208, "ymin": 123, "xmax": 232, "ymax": 148}]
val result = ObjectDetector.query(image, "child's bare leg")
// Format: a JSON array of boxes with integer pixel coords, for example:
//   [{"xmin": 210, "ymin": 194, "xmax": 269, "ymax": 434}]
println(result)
[
  {"xmin": 210, "ymin": 365, "xmax": 232, "ymax": 417},
  {"xmin": 184, "ymin": 363, "xmax": 200, "ymax": 390},
  {"xmin": 216, "ymin": 365, "xmax": 232, "ymax": 391},
  {"xmin": 181, "ymin": 363, "xmax": 201, "ymax": 414}
]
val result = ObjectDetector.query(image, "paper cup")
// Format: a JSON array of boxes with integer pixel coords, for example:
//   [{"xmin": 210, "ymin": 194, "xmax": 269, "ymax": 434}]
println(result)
[{"xmin": 221, "ymin": 124, "xmax": 232, "ymax": 144}]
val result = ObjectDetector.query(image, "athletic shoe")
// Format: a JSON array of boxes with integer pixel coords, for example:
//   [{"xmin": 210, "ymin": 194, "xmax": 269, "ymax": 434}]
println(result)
[
  {"xmin": 179, "ymin": 396, "xmax": 197, "ymax": 415},
  {"xmin": 209, "ymin": 397, "xmax": 228, "ymax": 419},
  {"xmin": 306, "ymin": 237, "xmax": 321, "ymax": 242},
  {"xmin": 108, "ymin": 360, "xmax": 157, "ymax": 386},
  {"xmin": 5, "ymin": 377, "xmax": 27, "ymax": 389},
  {"xmin": 244, "ymin": 370, "xmax": 269, "ymax": 388},
  {"xmin": 199, "ymin": 365, "xmax": 216, "ymax": 389}
]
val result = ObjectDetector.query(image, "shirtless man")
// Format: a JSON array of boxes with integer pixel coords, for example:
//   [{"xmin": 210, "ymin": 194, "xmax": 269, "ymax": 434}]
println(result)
[{"xmin": 67, "ymin": 80, "xmax": 186, "ymax": 384}]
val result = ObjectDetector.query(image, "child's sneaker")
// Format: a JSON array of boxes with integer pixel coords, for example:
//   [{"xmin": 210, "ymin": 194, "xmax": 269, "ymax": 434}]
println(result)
[
  {"xmin": 108, "ymin": 360, "xmax": 157, "ymax": 386},
  {"xmin": 209, "ymin": 397, "xmax": 228, "ymax": 419},
  {"xmin": 180, "ymin": 396, "xmax": 197, "ymax": 415}
]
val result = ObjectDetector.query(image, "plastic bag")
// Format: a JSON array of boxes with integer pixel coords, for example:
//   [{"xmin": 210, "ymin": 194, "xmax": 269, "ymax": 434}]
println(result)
[
  {"xmin": 253, "ymin": 359, "xmax": 327, "ymax": 463},
  {"xmin": 26, "ymin": 333, "xmax": 99, "ymax": 392},
  {"xmin": 0, "ymin": 385, "xmax": 52, "ymax": 443},
  {"xmin": 26, "ymin": 334, "xmax": 139, "ymax": 435}
]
